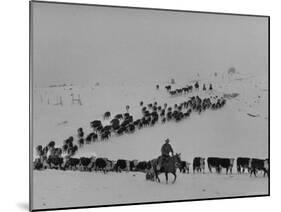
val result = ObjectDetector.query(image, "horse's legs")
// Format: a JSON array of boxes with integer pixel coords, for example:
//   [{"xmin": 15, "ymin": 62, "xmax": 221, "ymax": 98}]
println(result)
[
  {"xmin": 165, "ymin": 172, "xmax": 168, "ymax": 184},
  {"xmin": 155, "ymin": 171, "xmax": 160, "ymax": 182},
  {"xmin": 172, "ymin": 172, "xmax": 177, "ymax": 184}
]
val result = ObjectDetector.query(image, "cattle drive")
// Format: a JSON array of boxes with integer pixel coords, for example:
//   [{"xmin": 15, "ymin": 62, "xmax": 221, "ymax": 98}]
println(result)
[{"xmin": 33, "ymin": 80, "xmax": 268, "ymax": 184}]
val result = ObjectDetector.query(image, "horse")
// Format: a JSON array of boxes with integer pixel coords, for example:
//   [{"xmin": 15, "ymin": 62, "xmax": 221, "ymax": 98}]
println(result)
[{"xmin": 152, "ymin": 153, "xmax": 181, "ymax": 184}]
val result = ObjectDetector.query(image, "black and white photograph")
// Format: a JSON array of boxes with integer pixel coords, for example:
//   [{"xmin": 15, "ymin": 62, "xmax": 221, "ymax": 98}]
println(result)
[{"xmin": 30, "ymin": 1, "xmax": 269, "ymax": 211}]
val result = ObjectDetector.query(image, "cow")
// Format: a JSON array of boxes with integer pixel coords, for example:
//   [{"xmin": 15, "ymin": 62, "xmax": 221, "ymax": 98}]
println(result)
[
  {"xmin": 218, "ymin": 158, "xmax": 235, "ymax": 174},
  {"xmin": 114, "ymin": 114, "xmax": 123, "ymax": 120},
  {"xmin": 207, "ymin": 157, "xmax": 234, "ymax": 174},
  {"xmin": 165, "ymin": 85, "xmax": 171, "ymax": 91},
  {"xmin": 129, "ymin": 160, "xmax": 138, "ymax": 171},
  {"xmin": 237, "ymin": 157, "xmax": 251, "ymax": 174},
  {"xmin": 33, "ymin": 158, "xmax": 43, "ymax": 170},
  {"xmin": 114, "ymin": 159, "xmax": 130, "ymax": 172},
  {"xmin": 94, "ymin": 157, "xmax": 110, "ymax": 173},
  {"xmin": 126, "ymin": 105, "xmax": 130, "ymax": 112},
  {"xmin": 101, "ymin": 131, "xmax": 110, "ymax": 140},
  {"xmin": 103, "ymin": 111, "xmax": 111, "ymax": 119},
  {"xmin": 178, "ymin": 161, "xmax": 190, "ymax": 173},
  {"xmin": 79, "ymin": 157, "xmax": 96, "ymax": 171},
  {"xmin": 64, "ymin": 157, "xmax": 80, "ymax": 170},
  {"xmin": 90, "ymin": 120, "xmax": 102, "ymax": 129},
  {"xmin": 207, "ymin": 157, "xmax": 221, "ymax": 173},
  {"xmin": 85, "ymin": 132, "xmax": 98, "ymax": 144},
  {"xmin": 249, "ymin": 158, "xmax": 269, "ymax": 177},
  {"xmin": 135, "ymin": 161, "xmax": 149, "ymax": 172},
  {"xmin": 78, "ymin": 138, "xmax": 84, "ymax": 147},
  {"xmin": 193, "ymin": 157, "xmax": 205, "ymax": 173},
  {"xmin": 46, "ymin": 156, "xmax": 64, "ymax": 170}
]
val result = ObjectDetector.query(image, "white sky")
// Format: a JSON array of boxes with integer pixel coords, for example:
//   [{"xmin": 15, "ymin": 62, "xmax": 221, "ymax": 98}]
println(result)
[{"xmin": 31, "ymin": 2, "xmax": 268, "ymax": 87}]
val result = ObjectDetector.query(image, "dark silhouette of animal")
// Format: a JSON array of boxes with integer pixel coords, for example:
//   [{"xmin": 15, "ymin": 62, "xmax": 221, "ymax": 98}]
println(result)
[
  {"xmin": 193, "ymin": 157, "xmax": 205, "ymax": 173},
  {"xmin": 165, "ymin": 85, "xmax": 171, "ymax": 91},
  {"xmin": 126, "ymin": 105, "xmax": 130, "ymax": 112},
  {"xmin": 48, "ymin": 141, "xmax": 55, "ymax": 148},
  {"xmin": 77, "ymin": 127, "xmax": 84, "ymax": 138},
  {"xmin": 207, "ymin": 157, "xmax": 234, "ymax": 174},
  {"xmin": 114, "ymin": 114, "xmax": 123, "ymax": 120},
  {"xmin": 114, "ymin": 159, "xmax": 130, "ymax": 172},
  {"xmin": 90, "ymin": 120, "xmax": 102, "ymax": 129},
  {"xmin": 79, "ymin": 157, "xmax": 95, "ymax": 171},
  {"xmin": 78, "ymin": 138, "xmax": 84, "ymax": 147},
  {"xmin": 178, "ymin": 161, "xmax": 190, "ymax": 173},
  {"xmin": 33, "ymin": 158, "xmax": 43, "ymax": 170},
  {"xmin": 47, "ymin": 156, "xmax": 64, "ymax": 170},
  {"xmin": 64, "ymin": 157, "xmax": 80, "ymax": 170},
  {"xmin": 135, "ymin": 161, "xmax": 149, "ymax": 172},
  {"xmin": 237, "ymin": 157, "xmax": 251, "ymax": 174},
  {"xmin": 250, "ymin": 158, "xmax": 269, "ymax": 177},
  {"xmin": 101, "ymin": 131, "xmax": 110, "ymax": 140},
  {"xmin": 103, "ymin": 111, "xmax": 111, "ymax": 119},
  {"xmin": 94, "ymin": 158, "xmax": 110, "ymax": 173}
]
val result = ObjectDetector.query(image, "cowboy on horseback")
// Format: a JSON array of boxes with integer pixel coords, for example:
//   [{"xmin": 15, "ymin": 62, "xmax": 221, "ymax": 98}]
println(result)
[{"xmin": 157, "ymin": 138, "xmax": 174, "ymax": 170}]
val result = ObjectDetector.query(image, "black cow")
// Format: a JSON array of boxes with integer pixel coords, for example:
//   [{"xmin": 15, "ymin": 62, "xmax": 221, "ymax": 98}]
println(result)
[
  {"xmin": 207, "ymin": 157, "xmax": 234, "ymax": 174},
  {"xmin": 114, "ymin": 114, "xmax": 123, "ymax": 120},
  {"xmin": 193, "ymin": 157, "xmax": 205, "ymax": 173},
  {"xmin": 114, "ymin": 159, "xmax": 130, "ymax": 172},
  {"xmin": 47, "ymin": 156, "xmax": 64, "ymax": 170},
  {"xmin": 85, "ymin": 132, "xmax": 98, "ymax": 144},
  {"xmin": 91, "ymin": 120, "xmax": 102, "ymax": 129},
  {"xmin": 33, "ymin": 158, "xmax": 43, "ymax": 170},
  {"xmin": 94, "ymin": 158, "xmax": 109, "ymax": 173},
  {"xmin": 237, "ymin": 157, "xmax": 251, "ymax": 174},
  {"xmin": 250, "ymin": 158, "xmax": 269, "ymax": 177},
  {"xmin": 165, "ymin": 85, "xmax": 171, "ymax": 91},
  {"xmin": 64, "ymin": 157, "xmax": 80, "ymax": 170},
  {"xmin": 78, "ymin": 138, "xmax": 84, "ymax": 147},
  {"xmin": 129, "ymin": 160, "xmax": 138, "ymax": 171},
  {"xmin": 135, "ymin": 161, "xmax": 149, "ymax": 172},
  {"xmin": 79, "ymin": 157, "xmax": 95, "ymax": 171},
  {"xmin": 101, "ymin": 131, "xmax": 110, "ymax": 140},
  {"xmin": 178, "ymin": 161, "xmax": 190, "ymax": 173},
  {"xmin": 103, "ymin": 111, "xmax": 111, "ymax": 119}
]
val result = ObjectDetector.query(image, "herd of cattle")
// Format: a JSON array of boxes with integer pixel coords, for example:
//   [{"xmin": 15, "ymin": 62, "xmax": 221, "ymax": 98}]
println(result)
[
  {"xmin": 33, "ymin": 150, "xmax": 269, "ymax": 178},
  {"xmin": 33, "ymin": 81, "xmax": 269, "ymax": 179},
  {"xmin": 70, "ymin": 86, "xmax": 226, "ymax": 148},
  {"xmin": 164, "ymin": 82, "xmax": 213, "ymax": 97}
]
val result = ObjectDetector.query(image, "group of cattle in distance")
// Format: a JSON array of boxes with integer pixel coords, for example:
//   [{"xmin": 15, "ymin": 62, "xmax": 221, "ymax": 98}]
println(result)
[
  {"xmin": 74, "ymin": 94, "xmax": 227, "ymax": 148},
  {"xmin": 163, "ymin": 82, "xmax": 213, "ymax": 97},
  {"xmin": 191, "ymin": 157, "xmax": 269, "ymax": 177}
]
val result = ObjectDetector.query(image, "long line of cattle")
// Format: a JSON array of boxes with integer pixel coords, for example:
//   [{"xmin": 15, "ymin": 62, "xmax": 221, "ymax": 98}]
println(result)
[
  {"xmin": 164, "ymin": 82, "xmax": 213, "ymax": 97},
  {"xmin": 33, "ymin": 154, "xmax": 269, "ymax": 178},
  {"xmin": 71, "ymin": 94, "xmax": 226, "ymax": 149}
]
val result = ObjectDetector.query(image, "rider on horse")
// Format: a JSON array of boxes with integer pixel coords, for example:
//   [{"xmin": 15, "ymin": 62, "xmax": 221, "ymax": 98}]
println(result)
[{"xmin": 157, "ymin": 138, "xmax": 174, "ymax": 170}]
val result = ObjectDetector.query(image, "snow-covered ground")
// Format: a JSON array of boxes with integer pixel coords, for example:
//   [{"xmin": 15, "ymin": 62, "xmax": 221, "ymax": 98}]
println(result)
[
  {"xmin": 31, "ymin": 71, "xmax": 268, "ymax": 210},
  {"xmin": 33, "ymin": 170, "xmax": 268, "ymax": 209}
]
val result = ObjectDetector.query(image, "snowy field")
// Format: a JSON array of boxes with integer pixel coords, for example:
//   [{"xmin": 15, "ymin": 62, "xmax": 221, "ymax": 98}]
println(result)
[
  {"xmin": 32, "ymin": 71, "xmax": 269, "ymax": 210},
  {"xmin": 33, "ymin": 170, "xmax": 268, "ymax": 209}
]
